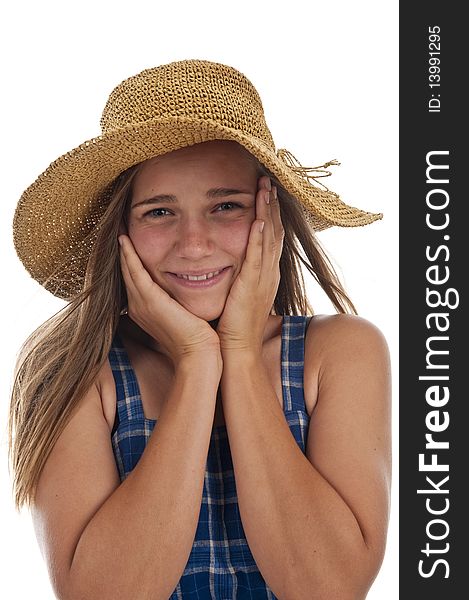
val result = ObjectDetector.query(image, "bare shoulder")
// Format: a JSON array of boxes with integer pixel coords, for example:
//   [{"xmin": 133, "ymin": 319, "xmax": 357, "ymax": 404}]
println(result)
[
  {"xmin": 306, "ymin": 313, "xmax": 390, "ymax": 368},
  {"xmin": 303, "ymin": 314, "xmax": 391, "ymax": 416}
]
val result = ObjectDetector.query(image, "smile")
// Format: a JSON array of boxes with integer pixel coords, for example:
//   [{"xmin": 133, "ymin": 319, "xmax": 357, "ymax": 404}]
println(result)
[
  {"xmin": 176, "ymin": 269, "xmax": 223, "ymax": 281},
  {"xmin": 167, "ymin": 267, "xmax": 231, "ymax": 288}
]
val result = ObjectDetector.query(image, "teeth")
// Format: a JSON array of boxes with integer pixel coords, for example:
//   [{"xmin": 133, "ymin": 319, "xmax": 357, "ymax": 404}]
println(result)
[{"xmin": 177, "ymin": 269, "xmax": 222, "ymax": 281}]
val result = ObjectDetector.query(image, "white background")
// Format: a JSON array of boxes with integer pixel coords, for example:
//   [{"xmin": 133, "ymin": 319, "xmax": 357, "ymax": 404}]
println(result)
[{"xmin": 0, "ymin": 1, "xmax": 398, "ymax": 598}]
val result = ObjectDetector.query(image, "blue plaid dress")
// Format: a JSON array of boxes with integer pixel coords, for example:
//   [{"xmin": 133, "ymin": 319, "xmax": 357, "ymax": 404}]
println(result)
[{"xmin": 109, "ymin": 315, "xmax": 312, "ymax": 599}]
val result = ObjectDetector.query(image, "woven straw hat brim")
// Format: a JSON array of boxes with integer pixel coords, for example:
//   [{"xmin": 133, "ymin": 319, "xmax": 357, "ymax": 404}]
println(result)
[{"xmin": 14, "ymin": 115, "xmax": 382, "ymax": 300}]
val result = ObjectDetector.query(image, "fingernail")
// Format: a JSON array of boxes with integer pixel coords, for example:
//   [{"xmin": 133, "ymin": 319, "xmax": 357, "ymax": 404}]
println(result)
[
  {"xmin": 265, "ymin": 191, "xmax": 270, "ymax": 204},
  {"xmin": 118, "ymin": 236, "xmax": 124, "ymax": 246},
  {"xmin": 259, "ymin": 220, "xmax": 265, "ymax": 233},
  {"xmin": 265, "ymin": 177, "xmax": 272, "ymax": 191},
  {"xmin": 272, "ymin": 186, "xmax": 277, "ymax": 200}
]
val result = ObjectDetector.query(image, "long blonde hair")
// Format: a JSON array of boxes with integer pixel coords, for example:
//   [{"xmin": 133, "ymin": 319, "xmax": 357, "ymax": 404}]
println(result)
[{"xmin": 9, "ymin": 154, "xmax": 356, "ymax": 509}]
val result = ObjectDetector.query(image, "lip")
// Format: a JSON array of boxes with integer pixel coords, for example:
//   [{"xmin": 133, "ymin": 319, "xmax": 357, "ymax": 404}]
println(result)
[{"xmin": 167, "ymin": 267, "xmax": 231, "ymax": 288}]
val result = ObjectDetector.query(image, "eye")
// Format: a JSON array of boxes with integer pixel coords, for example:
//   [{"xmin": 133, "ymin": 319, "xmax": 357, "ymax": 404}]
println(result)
[
  {"xmin": 144, "ymin": 207, "xmax": 171, "ymax": 218},
  {"xmin": 216, "ymin": 202, "xmax": 242, "ymax": 212}
]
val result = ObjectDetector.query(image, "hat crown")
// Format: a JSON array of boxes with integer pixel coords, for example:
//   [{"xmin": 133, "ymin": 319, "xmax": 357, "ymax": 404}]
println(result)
[{"xmin": 100, "ymin": 59, "xmax": 275, "ymax": 148}]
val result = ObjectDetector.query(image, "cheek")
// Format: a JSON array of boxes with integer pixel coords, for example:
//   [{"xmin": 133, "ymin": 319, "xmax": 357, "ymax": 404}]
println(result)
[
  {"xmin": 128, "ymin": 225, "xmax": 168, "ymax": 268},
  {"xmin": 220, "ymin": 220, "xmax": 252, "ymax": 259}
]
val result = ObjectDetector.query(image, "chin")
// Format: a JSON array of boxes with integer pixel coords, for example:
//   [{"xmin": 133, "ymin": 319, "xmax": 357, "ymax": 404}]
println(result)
[
  {"xmin": 178, "ymin": 298, "xmax": 225, "ymax": 323},
  {"xmin": 197, "ymin": 307, "xmax": 224, "ymax": 323}
]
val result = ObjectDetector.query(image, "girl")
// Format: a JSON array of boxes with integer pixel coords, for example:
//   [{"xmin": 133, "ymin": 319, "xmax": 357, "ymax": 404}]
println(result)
[{"xmin": 10, "ymin": 59, "xmax": 391, "ymax": 599}]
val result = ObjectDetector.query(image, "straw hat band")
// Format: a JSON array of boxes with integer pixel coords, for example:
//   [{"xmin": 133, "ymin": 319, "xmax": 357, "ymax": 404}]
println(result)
[{"xmin": 101, "ymin": 62, "xmax": 275, "ymax": 148}]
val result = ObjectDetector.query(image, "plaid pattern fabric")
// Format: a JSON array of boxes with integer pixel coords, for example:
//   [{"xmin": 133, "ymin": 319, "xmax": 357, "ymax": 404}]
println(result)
[{"xmin": 109, "ymin": 315, "xmax": 312, "ymax": 599}]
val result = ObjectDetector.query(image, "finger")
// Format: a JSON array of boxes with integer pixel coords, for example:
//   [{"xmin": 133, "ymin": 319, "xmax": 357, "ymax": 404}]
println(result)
[
  {"xmin": 118, "ymin": 237, "xmax": 145, "ymax": 308},
  {"xmin": 239, "ymin": 176, "xmax": 274, "ymax": 286},
  {"xmin": 118, "ymin": 236, "xmax": 134, "ymax": 286},
  {"xmin": 256, "ymin": 188, "xmax": 283, "ymax": 294},
  {"xmin": 257, "ymin": 179, "xmax": 280, "ymax": 269},
  {"xmin": 118, "ymin": 235, "xmax": 154, "ymax": 294},
  {"xmin": 251, "ymin": 177, "xmax": 279, "ymax": 283},
  {"xmin": 240, "ymin": 218, "xmax": 265, "ymax": 284},
  {"xmin": 255, "ymin": 175, "xmax": 272, "ymax": 229},
  {"xmin": 270, "ymin": 186, "xmax": 285, "ymax": 252}
]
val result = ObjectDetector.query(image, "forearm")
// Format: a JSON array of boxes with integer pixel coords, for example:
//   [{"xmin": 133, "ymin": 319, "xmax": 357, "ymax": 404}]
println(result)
[
  {"xmin": 221, "ymin": 352, "xmax": 372, "ymax": 600},
  {"xmin": 67, "ymin": 354, "xmax": 221, "ymax": 600}
]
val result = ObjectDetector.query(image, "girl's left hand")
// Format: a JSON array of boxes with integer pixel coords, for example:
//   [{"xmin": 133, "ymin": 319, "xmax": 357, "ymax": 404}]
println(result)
[{"xmin": 216, "ymin": 176, "xmax": 284, "ymax": 353}]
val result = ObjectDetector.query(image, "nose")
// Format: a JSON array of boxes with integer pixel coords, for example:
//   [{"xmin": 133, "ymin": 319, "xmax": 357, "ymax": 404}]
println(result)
[{"xmin": 175, "ymin": 217, "xmax": 215, "ymax": 259}]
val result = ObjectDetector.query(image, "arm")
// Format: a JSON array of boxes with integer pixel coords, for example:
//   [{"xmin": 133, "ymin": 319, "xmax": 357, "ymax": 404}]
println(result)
[
  {"xmin": 220, "ymin": 315, "xmax": 391, "ymax": 600},
  {"xmin": 32, "ymin": 352, "xmax": 222, "ymax": 600}
]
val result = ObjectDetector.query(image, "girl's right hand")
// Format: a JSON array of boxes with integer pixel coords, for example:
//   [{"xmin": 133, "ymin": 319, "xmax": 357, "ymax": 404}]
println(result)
[{"xmin": 118, "ymin": 235, "xmax": 222, "ymax": 367}]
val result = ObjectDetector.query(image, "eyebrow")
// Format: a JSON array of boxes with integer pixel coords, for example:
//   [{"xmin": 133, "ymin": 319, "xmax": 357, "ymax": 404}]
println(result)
[{"xmin": 131, "ymin": 187, "xmax": 253, "ymax": 209}]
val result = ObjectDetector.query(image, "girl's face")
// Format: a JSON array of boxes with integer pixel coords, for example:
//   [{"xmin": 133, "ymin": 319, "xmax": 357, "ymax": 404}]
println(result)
[{"xmin": 128, "ymin": 141, "xmax": 259, "ymax": 321}]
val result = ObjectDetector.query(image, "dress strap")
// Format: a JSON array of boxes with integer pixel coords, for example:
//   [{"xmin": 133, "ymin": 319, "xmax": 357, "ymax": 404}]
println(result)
[
  {"xmin": 281, "ymin": 315, "xmax": 312, "ymax": 413},
  {"xmin": 108, "ymin": 334, "xmax": 146, "ymax": 422}
]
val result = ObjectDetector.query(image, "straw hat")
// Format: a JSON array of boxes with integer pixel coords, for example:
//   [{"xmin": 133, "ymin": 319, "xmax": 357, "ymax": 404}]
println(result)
[{"xmin": 13, "ymin": 59, "xmax": 382, "ymax": 300}]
